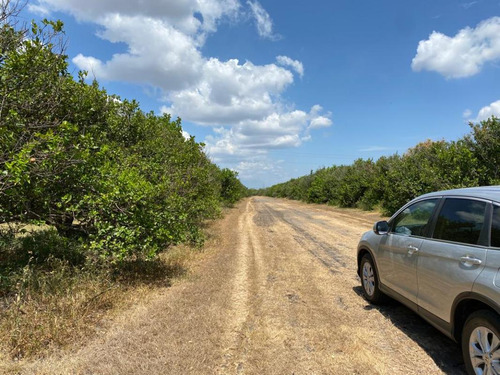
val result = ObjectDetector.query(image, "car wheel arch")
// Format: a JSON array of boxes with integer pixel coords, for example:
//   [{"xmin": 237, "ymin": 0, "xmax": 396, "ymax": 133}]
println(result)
[
  {"xmin": 357, "ymin": 248, "xmax": 375, "ymax": 274},
  {"xmin": 451, "ymin": 293, "xmax": 500, "ymax": 342}
]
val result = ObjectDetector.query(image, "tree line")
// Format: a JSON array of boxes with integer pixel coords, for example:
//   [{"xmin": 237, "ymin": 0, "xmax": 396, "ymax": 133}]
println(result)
[
  {"xmin": 255, "ymin": 117, "xmax": 500, "ymax": 216},
  {"xmin": 0, "ymin": 11, "xmax": 247, "ymax": 263}
]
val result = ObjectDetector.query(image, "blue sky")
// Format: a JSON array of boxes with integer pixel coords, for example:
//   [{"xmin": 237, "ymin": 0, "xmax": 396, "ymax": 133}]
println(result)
[{"xmin": 24, "ymin": 0, "xmax": 500, "ymax": 188}]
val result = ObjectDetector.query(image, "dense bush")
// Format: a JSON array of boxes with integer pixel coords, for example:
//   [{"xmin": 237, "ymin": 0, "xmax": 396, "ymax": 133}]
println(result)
[
  {"xmin": 258, "ymin": 117, "xmax": 500, "ymax": 216},
  {"xmin": 0, "ymin": 15, "xmax": 246, "ymax": 263},
  {"xmin": 219, "ymin": 168, "xmax": 247, "ymax": 206}
]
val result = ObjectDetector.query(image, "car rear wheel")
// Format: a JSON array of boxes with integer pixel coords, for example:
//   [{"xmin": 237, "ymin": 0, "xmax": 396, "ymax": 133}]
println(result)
[
  {"xmin": 360, "ymin": 254, "xmax": 384, "ymax": 304},
  {"xmin": 462, "ymin": 310, "xmax": 500, "ymax": 375}
]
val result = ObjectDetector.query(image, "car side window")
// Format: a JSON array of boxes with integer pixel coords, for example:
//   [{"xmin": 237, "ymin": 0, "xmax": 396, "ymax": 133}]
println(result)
[
  {"xmin": 491, "ymin": 205, "xmax": 500, "ymax": 247},
  {"xmin": 391, "ymin": 199, "xmax": 438, "ymax": 237},
  {"xmin": 433, "ymin": 198, "xmax": 487, "ymax": 245}
]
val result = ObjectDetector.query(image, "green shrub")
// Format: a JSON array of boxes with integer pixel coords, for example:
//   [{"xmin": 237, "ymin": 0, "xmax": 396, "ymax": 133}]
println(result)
[{"xmin": 0, "ymin": 15, "xmax": 245, "ymax": 263}]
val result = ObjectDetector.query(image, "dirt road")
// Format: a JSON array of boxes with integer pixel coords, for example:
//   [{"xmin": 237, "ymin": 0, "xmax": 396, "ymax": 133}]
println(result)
[{"xmin": 22, "ymin": 197, "xmax": 465, "ymax": 374}]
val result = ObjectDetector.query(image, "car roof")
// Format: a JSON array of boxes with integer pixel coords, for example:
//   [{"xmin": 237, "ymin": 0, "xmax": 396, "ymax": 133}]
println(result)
[{"xmin": 417, "ymin": 186, "xmax": 500, "ymax": 203}]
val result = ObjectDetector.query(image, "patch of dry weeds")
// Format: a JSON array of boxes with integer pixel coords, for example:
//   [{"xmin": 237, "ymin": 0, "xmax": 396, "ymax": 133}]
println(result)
[{"xmin": 0, "ymin": 229, "xmax": 207, "ymax": 368}]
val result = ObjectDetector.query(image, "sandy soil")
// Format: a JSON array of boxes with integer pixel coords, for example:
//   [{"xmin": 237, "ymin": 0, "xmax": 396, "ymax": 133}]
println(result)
[{"xmin": 12, "ymin": 197, "xmax": 466, "ymax": 374}]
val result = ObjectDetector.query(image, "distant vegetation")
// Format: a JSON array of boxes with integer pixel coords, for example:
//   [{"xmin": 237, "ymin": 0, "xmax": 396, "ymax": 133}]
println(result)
[
  {"xmin": 0, "ymin": 5, "xmax": 246, "ymax": 358},
  {"xmin": 256, "ymin": 116, "xmax": 500, "ymax": 216}
]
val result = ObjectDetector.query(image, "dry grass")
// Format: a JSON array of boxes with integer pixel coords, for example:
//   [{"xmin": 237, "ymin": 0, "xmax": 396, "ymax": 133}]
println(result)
[
  {"xmin": 0, "ymin": 263, "xmax": 116, "ymax": 360},
  {"xmin": 5, "ymin": 204, "xmax": 244, "ymax": 374},
  {"xmin": 0, "ymin": 225, "xmax": 204, "ymax": 364}
]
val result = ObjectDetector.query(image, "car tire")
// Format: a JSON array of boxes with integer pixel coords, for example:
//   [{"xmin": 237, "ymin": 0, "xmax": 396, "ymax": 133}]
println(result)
[
  {"xmin": 360, "ymin": 254, "xmax": 385, "ymax": 304},
  {"xmin": 462, "ymin": 310, "xmax": 500, "ymax": 375}
]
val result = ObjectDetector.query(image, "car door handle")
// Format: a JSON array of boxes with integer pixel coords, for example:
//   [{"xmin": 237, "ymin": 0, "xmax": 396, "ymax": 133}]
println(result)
[
  {"xmin": 407, "ymin": 245, "xmax": 419, "ymax": 255},
  {"xmin": 460, "ymin": 256, "xmax": 482, "ymax": 266}
]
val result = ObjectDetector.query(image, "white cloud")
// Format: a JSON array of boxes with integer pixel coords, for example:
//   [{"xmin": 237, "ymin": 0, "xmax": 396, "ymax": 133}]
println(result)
[
  {"xmin": 161, "ymin": 58, "xmax": 294, "ymax": 124},
  {"xmin": 307, "ymin": 105, "xmax": 332, "ymax": 130},
  {"xmin": 30, "ymin": 0, "xmax": 240, "ymax": 36},
  {"xmin": 30, "ymin": 0, "xmax": 331, "ymax": 185},
  {"xmin": 309, "ymin": 117, "xmax": 332, "ymax": 129},
  {"xmin": 237, "ymin": 160, "xmax": 277, "ymax": 172},
  {"xmin": 412, "ymin": 17, "xmax": 500, "ymax": 78},
  {"xmin": 73, "ymin": 15, "xmax": 204, "ymax": 91},
  {"xmin": 358, "ymin": 146, "xmax": 391, "ymax": 152},
  {"xmin": 276, "ymin": 56, "xmax": 304, "ymax": 78},
  {"xmin": 247, "ymin": 0, "xmax": 280, "ymax": 40},
  {"xmin": 27, "ymin": 3, "xmax": 51, "ymax": 16},
  {"xmin": 461, "ymin": 1, "xmax": 478, "ymax": 9},
  {"xmin": 463, "ymin": 109, "xmax": 472, "ymax": 119},
  {"xmin": 234, "ymin": 158, "xmax": 285, "ymax": 185},
  {"xmin": 475, "ymin": 100, "xmax": 500, "ymax": 122},
  {"xmin": 203, "ymin": 106, "xmax": 332, "ymax": 159}
]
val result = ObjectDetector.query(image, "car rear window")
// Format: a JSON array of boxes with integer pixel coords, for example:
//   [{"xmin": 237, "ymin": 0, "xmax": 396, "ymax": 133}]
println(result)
[
  {"xmin": 433, "ymin": 198, "xmax": 487, "ymax": 245},
  {"xmin": 492, "ymin": 205, "xmax": 500, "ymax": 247}
]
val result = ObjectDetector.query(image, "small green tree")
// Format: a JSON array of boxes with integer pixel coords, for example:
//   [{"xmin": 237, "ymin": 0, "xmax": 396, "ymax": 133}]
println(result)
[{"xmin": 466, "ymin": 117, "xmax": 500, "ymax": 185}]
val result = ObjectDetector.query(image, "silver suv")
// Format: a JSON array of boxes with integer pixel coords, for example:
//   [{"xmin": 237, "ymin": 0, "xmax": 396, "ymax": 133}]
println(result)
[{"xmin": 357, "ymin": 186, "xmax": 500, "ymax": 375}]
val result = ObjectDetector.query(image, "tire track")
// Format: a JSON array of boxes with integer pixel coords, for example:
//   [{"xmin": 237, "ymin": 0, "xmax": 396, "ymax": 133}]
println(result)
[
  {"xmin": 257, "ymin": 200, "xmax": 348, "ymax": 274},
  {"xmin": 218, "ymin": 199, "xmax": 264, "ymax": 374}
]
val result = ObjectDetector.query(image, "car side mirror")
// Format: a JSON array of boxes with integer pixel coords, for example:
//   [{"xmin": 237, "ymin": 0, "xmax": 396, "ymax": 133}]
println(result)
[{"xmin": 373, "ymin": 220, "xmax": 389, "ymax": 235}]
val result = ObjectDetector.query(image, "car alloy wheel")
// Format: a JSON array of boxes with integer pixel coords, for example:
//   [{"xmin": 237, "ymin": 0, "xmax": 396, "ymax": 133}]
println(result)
[
  {"xmin": 360, "ymin": 254, "xmax": 385, "ymax": 304},
  {"xmin": 463, "ymin": 310, "xmax": 500, "ymax": 375},
  {"xmin": 362, "ymin": 261, "xmax": 375, "ymax": 297},
  {"xmin": 469, "ymin": 326, "xmax": 500, "ymax": 375}
]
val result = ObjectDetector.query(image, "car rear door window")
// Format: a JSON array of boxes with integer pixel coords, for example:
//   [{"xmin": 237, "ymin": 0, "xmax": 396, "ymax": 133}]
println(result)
[
  {"xmin": 491, "ymin": 205, "xmax": 500, "ymax": 247},
  {"xmin": 391, "ymin": 199, "xmax": 438, "ymax": 237},
  {"xmin": 433, "ymin": 198, "xmax": 487, "ymax": 245}
]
